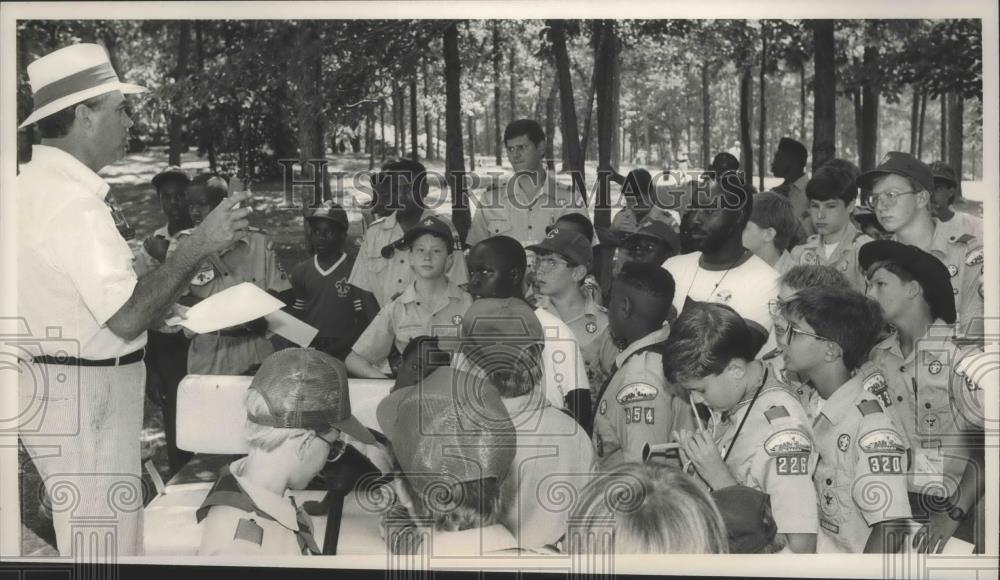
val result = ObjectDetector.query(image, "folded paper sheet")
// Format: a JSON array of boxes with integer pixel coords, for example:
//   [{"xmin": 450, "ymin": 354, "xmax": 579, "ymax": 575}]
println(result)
[{"xmin": 165, "ymin": 282, "xmax": 284, "ymax": 334}]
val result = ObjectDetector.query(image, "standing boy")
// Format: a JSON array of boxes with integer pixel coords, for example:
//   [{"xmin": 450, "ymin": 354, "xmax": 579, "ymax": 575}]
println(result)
[{"xmin": 742, "ymin": 191, "xmax": 799, "ymax": 276}]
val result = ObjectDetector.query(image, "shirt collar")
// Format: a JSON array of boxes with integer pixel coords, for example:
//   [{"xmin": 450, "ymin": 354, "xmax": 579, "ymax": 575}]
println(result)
[
  {"xmin": 616, "ymin": 325, "xmax": 670, "ymax": 367},
  {"xmin": 398, "ymin": 278, "xmax": 466, "ymax": 305},
  {"xmin": 229, "ymin": 457, "xmax": 301, "ymax": 531},
  {"xmin": 535, "ymin": 292, "xmax": 602, "ymax": 326},
  {"xmin": 791, "ymin": 173, "xmax": 809, "ymax": 192},
  {"xmin": 512, "ymin": 171, "xmax": 554, "ymax": 207},
  {"xmin": 818, "ymin": 371, "xmax": 864, "ymax": 426},
  {"xmin": 30, "ymin": 145, "xmax": 110, "ymax": 200}
]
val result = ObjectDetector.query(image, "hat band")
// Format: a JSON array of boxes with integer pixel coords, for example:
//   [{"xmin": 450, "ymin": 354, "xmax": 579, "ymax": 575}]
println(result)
[{"xmin": 33, "ymin": 62, "xmax": 120, "ymax": 111}]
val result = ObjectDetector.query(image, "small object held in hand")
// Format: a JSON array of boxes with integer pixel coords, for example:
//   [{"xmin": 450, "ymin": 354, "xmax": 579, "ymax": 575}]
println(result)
[
  {"xmin": 641, "ymin": 441, "xmax": 681, "ymax": 462},
  {"xmin": 690, "ymin": 392, "xmax": 707, "ymax": 433}
]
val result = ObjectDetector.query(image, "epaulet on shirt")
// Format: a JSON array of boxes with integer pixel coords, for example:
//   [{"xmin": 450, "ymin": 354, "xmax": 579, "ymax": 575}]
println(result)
[
  {"xmin": 857, "ymin": 399, "xmax": 883, "ymax": 416},
  {"xmin": 370, "ymin": 215, "xmax": 390, "ymax": 227},
  {"xmin": 951, "ymin": 233, "xmax": 976, "ymax": 245},
  {"xmin": 764, "ymin": 405, "xmax": 790, "ymax": 423}
]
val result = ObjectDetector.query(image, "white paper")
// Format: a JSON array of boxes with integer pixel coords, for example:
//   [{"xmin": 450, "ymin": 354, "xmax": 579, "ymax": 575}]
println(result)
[
  {"xmin": 165, "ymin": 282, "xmax": 284, "ymax": 334},
  {"xmin": 264, "ymin": 309, "xmax": 319, "ymax": 347}
]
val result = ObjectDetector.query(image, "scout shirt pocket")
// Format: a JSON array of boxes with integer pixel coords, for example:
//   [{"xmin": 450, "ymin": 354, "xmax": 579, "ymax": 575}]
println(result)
[{"xmin": 487, "ymin": 217, "xmax": 515, "ymax": 238}]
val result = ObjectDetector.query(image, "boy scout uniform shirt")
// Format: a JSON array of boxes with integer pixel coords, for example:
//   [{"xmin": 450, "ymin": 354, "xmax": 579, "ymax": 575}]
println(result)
[
  {"xmin": 172, "ymin": 228, "xmax": 292, "ymax": 375},
  {"xmin": 869, "ymin": 322, "xmax": 984, "ymax": 498},
  {"xmin": 763, "ymin": 350, "xmax": 819, "ymax": 419},
  {"xmin": 710, "ymin": 377, "xmax": 819, "ymax": 536},
  {"xmin": 535, "ymin": 293, "xmax": 619, "ymax": 400},
  {"xmin": 351, "ymin": 279, "xmax": 472, "ymax": 366},
  {"xmin": 891, "ymin": 219, "xmax": 984, "ymax": 337},
  {"xmin": 788, "ymin": 222, "xmax": 873, "ymax": 294},
  {"xmin": 812, "ymin": 373, "xmax": 911, "ymax": 554},
  {"xmin": 592, "ymin": 326, "xmax": 692, "ymax": 469},
  {"xmin": 197, "ymin": 458, "xmax": 320, "ymax": 556},
  {"xmin": 348, "ymin": 210, "xmax": 468, "ymax": 308},
  {"xmin": 466, "ymin": 171, "xmax": 583, "ymax": 247}
]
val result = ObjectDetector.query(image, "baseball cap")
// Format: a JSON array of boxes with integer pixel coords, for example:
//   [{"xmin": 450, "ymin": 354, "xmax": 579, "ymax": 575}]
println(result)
[
  {"xmin": 857, "ymin": 152, "xmax": 934, "ymax": 193},
  {"xmin": 402, "ymin": 215, "xmax": 456, "ymax": 248},
  {"xmin": 929, "ymin": 161, "xmax": 959, "ymax": 188},
  {"xmin": 186, "ymin": 174, "xmax": 229, "ymax": 205},
  {"xmin": 247, "ymin": 348, "xmax": 376, "ymax": 445},
  {"xmin": 526, "ymin": 227, "xmax": 593, "ymax": 269},
  {"xmin": 376, "ymin": 367, "xmax": 517, "ymax": 500},
  {"xmin": 711, "ymin": 485, "xmax": 778, "ymax": 554},
  {"xmin": 859, "ymin": 240, "xmax": 956, "ymax": 324},
  {"xmin": 626, "ymin": 214, "xmax": 680, "ymax": 252},
  {"xmin": 152, "ymin": 165, "xmax": 190, "ymax": 190},
  {"xmin": 305, "ymin": 203, "xmax": 349, "ymax": 229}
]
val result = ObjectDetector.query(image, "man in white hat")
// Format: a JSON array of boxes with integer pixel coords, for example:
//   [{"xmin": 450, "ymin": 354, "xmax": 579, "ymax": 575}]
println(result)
[{"xmin": 16, "ymin": 43, "xmax": 251, "ymax": 557}]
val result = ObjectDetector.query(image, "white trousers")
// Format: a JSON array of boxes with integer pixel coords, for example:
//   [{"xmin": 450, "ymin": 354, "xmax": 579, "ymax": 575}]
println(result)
[{"xmin": 18, "ymin": 360, "xmax": 146, "ymax": 557}]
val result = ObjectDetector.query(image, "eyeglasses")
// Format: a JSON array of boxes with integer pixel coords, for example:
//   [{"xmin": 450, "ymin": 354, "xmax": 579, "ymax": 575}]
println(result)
[
  {"xmin": 535, "ymin": 256, "xmax": 569, "ymax": 271},
  {"xmin": 867, "ymin": 189, "xmax": 918, "ymax": 209},
  {"xmin": 316, "ymin": 432, "xmax": 347, "ymax": 463},
  {"xmin": 785, "ymin": 323, "xmax": 830, "ymax": 344}
]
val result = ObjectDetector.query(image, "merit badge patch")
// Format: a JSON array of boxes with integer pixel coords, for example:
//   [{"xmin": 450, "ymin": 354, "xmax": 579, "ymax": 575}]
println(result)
[
  {"xmin": 764, "ymin": 429, "xmax": 812, "ymax": 456},
  {"xmin": 923, "ymin": 413, "xmax": 939, "ymax": 432},
  {"xmin": 928, "ymin": 360, "xmax": 943, "ymax": 375},
  {"xmin": 452, "ymin": 315, "xmax": 463, "ymax": 325},
  {"xmin": 947, "ymin": 264, "xmax": 959, "ymax": 278},
  {"xmin": 837, "ymin": 434, "xmax": 851, "ymax": 452},
  {"xmin": 191, "ymin": 266, "xmax": 216, "ymax": 286},
  {"xmin": 616, "ymin": 383, "xmax": 659, "ymax": 404},
  {"xmin": 862, "ymin": 372, "xmax": 892, "ymax": 408},
  {"xmin": 965, "ymin": 248, "xmax": 983, "ymax": 267},
  {"xmin": 585, "ymin": 321, "xmax": 598, "ymax": 334},
  {"xmin": 857, "ymin": 429, "xmax": 905, "ymax": 454}
]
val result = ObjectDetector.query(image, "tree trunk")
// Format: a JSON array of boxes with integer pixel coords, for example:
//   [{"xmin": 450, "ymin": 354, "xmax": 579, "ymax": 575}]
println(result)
[
  {"xmin": 544, "ymin": 81, "xmax": 557, "ymax": 172},
  {"xmin": 493, "ymin": 22, "xmax": 503, "ymax": 166},
  {"xmin": 409, "ymin": 76, "xmax": 419, "ymax": 160},
  {"xmin": 444, "ymin": 23, "xmax": 469, "ymax": 242},
  {"xmin": 391, "ymin": 81, "xmax": 400, "ymax": 156},
  {"xmin": 399, "ymin": 83, "xmax": 408, "ymax": 158},
  {"xmin": 436, "ymin": 116, "xmax": 441, "ymax": 160},
  {"xmin": 947, "ymin": 92, "xmax": 963, "ymax": 190},
  {"xmin": 468, "ymin": 115, "xmax": 477, "ymax": 168},
  {"xmin": 379, "ymin": 99, "xmax": 386, "ymax": 161},
  {"xmin": 423, "ymin": 57, "xmax": 433, "ymax": 161},
  {"xmin": 810, "ymin": 20, "xmax": 836, "ymax": 172},
  {"xmin": 917, "ymin": 91, "xmax": 927, "ymax": 158},
  {"xmin": 700, "ymin": 63, "xmax": 711, "ymax": 171},
  {"xmin": 547, "ymin": 20, "xmax": 585, "ymax": 190},
  {"xmin": 580, "ymin": 62, "xmax": 597, "ymax": 162},
  {"xmin": 909, "ymin": 85, "xmax": 920, "ymax": 155},
  {"xmin": 508, "ymin": 45, "xmax": 517, "ymax": 123},
  {"xmin": 595, "ymin": 20, "xmax": 620, "ymax": 229},
  {"xmin": 168, "ymin": 21, "xmax": 191, "ymax": 167},
  {"xmin": 859, "ymin": 44, "xmax": 879, "ymax": 173},
  {"xmin": 295, "ymin": 21, "xmax": 328, "ymax": 201},
  {"xmin": 368, "ymin": 111, "xmax": 375, "ymax": 170},
  {"xmin": 739, "ymin": 63, "xmax": 754, "ymax": 188},
  {"xmin": 194, "ymin": 22, "xmax": 218, "ymax": 172},
  {"xmin": 852, "ymin": 89, "xmax": 863, "ymax": 162},
  {"xmin": 799, "ymin": 65, "xmax": 807, "ymax": 143},
  {"xmin": 940, "ymin": 94, "xmax": 948, "ymax": 162},
  {"xmin": 609, "ymin": 25, "xmax": 621, "ymax": 171},
  {"xmin": 18, "ymin": 30, "xmax": 34, "ymax": 163},
  {"xmin": 758, "ymin": 29, "xmax": 767, "ymax": 192}
]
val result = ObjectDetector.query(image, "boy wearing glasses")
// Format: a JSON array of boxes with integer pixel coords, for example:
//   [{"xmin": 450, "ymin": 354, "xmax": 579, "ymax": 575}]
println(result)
[
  {"xmin": 862, "ymin": 240, "xmax": 985, "ymax": 553},
  {"xmin": 662, "ymin": 302, "xmax": 819, "ymax": 553},
  {"xmin": 778, "ymin": 287, "xmax": 911, "ymax": 553},
  {"xmin": 788, "ymin": 159, "xmax": 872, "ymax": 293},
  {"xmin": 197, "ymin": 349, "xmax": 377, "ymax": 555},
  {"xmin": 858, "ymin": 152, "xmax": 983, "ymax": 338},
  {"xmin": 346, "ymin": 216, "xmax": 472, "ymax": 378}
]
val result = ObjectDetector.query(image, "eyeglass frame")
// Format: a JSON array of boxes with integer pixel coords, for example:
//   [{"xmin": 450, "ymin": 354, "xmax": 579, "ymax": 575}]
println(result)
[
  {"xmin": 535, "ymin": 255, "xmax": 571, "ymax": 272},
  {"xmin": 316, "ymin": 431, "xmax": 347, "ymax": 463},
  {"xmin": 865, "ymin": 189, "xmax": 919, "ymax": 209},
  {"xmin": 784, "ymin": 322, "xmax": 831, "ymax": 344}
]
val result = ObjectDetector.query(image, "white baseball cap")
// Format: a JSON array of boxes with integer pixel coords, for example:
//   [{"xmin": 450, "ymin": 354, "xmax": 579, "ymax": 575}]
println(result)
[{"xmin": 19, "ymin": 43, "xmax": 147, "ymax": 129}]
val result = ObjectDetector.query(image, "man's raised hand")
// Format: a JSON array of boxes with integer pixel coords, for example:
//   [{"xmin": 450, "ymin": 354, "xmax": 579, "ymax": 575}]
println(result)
[{"xmin": 188, "ymin": 190, "xmax": 253, "ymax": 256}]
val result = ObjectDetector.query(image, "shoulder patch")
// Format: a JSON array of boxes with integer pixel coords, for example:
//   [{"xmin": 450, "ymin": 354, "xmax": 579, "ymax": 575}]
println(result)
[
  {"xmin": 764, "ymin": 429, "xmax": 812, "ymax": 456},
  {"xmin": 616, "ymin": 383, "xmax": 659, "ymax": 404},
  {"xmin": 861, "ymin": 372, "xmax": 892, "ymax": 407},
  {"xmin": 857, "ymin": 399, "xmax": 883, "ymax": 416},
  {"xmin": 965, "ymin": 247, "xmax": 983, "ymax": 267},
  {"xmin": 234, "ymin": 518, "xmax": 263, "ymax": 545},
  {"xmin": 857, "ymin": 428, "xmax": 906, "ymax": 454},
  {"xmin": 763, "ymin": 405, "xmax": 790, "ymax": 423}
]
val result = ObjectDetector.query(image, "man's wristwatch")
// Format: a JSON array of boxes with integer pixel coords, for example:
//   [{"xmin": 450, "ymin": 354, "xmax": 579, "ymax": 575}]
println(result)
[{"xmin": 947, "ymin": 504, "xmax": 966, "ymax": 522}]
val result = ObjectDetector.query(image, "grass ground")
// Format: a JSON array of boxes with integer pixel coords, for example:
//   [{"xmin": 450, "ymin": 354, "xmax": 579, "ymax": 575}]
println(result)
[{"xmin": 17, "ymin": 145, "xmax": 984, "ymax": 555}]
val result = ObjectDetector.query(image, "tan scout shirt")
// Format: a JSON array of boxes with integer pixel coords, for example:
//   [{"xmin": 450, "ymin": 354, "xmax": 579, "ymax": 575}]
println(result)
[
  {"xmin": 535, "ymin": 293, "xmax": 618, "ymax": 399},
  {"xmin": 351, "ymin": 279, "xmax": 471, "ymax": 366},
  {"xmin": 869, "ymin": 322, "xmax": 984, "ymax": 497},
  {"xmin": 711, "ymin": 377, "xmax": 819, "ymax": 536},
  {"xmin": 892, "ymin": 220, "xmax": 984, "ymax": 338},
  {"xmin": 592, "ymin": 327, "xmax": 692, "ymax": 470},
  {"xmin": 788, "ymin": 222, "xmax": 873, "ymax": 294},
  {"xmin": 763, "ymin": 350, "xmax": 818, "ymax": 419},
  {"xmin": 173, "ymin": 228, "xmax": 292, "ymax": 375},
  {"xmin": 466, "ymin": 171, "xmax": 583, "ymax": 248},
  {"xmin": 812, "ymin": 374, "xmax": 911, "ymax": 553},
  {"xmin": 348, "ymin": 210, "xmax": 468, "ymax": 308}
]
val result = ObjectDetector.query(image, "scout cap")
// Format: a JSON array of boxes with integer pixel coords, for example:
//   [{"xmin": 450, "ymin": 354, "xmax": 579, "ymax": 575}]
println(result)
[
  {"xmin": 711, "ymin": 485, "xmax": 778, "ymax": 554},
  {"xmin": 19, "ymin": 43, "xmax": 147, "ymax": 129},
  {"xmin": 152, "ymin": 165, "xmax": 190, "ymax": 190},
  {"xmin": 402, "ymin": 215, "xmax": 455, "ymax": 248},
  {"xmin": 929, "ymin": 160, "xmax": 959, "ymax": 188},
  {"xmin": 376, "ymin": 367, "xmax": 517, "ymax": 500},
  {"xmin": 526, "ymin": 227, "xmax": 593, "ymax": 269},
  {"xmin": 859, "ymin": 240, "xmax": 956, "ymax": 324},
  {"xmin": 626, "ymin": 214, "xmax": 680, "ymax": 252},
  {"xmin": 305, "ymin": 203, "xmax": 349, "ymax": 229},
  {"xmin": 857, "ymin": 152, "xmax": 934, "ymax": 193},
  {"xmin": 247, "ymin": 348, "xmax": 376, "ymax": 444}
]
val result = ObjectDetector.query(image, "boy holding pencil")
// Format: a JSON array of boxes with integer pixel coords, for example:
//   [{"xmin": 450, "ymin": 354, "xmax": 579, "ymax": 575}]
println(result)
[{"xmin": 662, "ymin": 302, "xmax": 819, "ymax": 554}]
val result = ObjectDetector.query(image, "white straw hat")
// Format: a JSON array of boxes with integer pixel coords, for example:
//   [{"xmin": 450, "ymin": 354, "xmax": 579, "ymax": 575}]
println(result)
[{"xmin": 19, "ymin": 43, "xmax": 147, "ymax": 129}]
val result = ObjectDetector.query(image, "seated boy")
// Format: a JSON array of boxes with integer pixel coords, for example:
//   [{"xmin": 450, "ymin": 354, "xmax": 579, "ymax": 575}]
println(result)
[
  {"xmin": 289, "ymin": 204, "xmax": 369, "ymax": 360},
  {"xmin": 742, "ymin": 191, "xmax": 799, "ymax": 276},
  {"xmin": 788, "ymin": 159, "xmax": 872, "ymax": 293},
  {"xmin": 537, "ymin": 212, "xmax": 604, "ymax": 306},
  {"xmin": 594, "ymin": 263, "xmax": 691, "ymax": 469},
  {"xmin": 778, "ymin": 286, "xmax": 911, "ymax": 553},
  {"xmin": 197, "ymin": 348, "xmax": 377, "ymax": 556},
  {"xmin": 663, "ymin": 302, "xmax": 819, "ymax": 553},
  {"xmin": 391, "ymin": 335, "xmax": 448, "ymax": 393},
  {"xmin": 346, "ymin": 216, "xmax": 472, "ymax": 378},
  {"xmin": 861, "ymin": 240, "xmax": 985, "ymax": 552}
]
